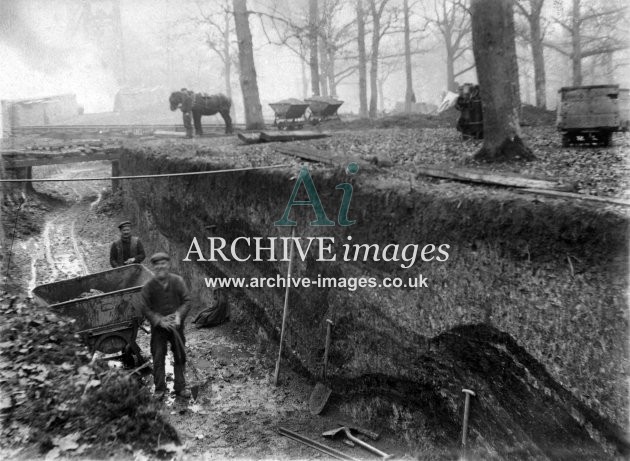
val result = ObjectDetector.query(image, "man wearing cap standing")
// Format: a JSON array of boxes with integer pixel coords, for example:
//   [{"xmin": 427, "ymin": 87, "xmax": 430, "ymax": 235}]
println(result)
[
  {"xmin": 140, "ymin": 252, "xmax": 192, "ymax": 399},
  {"xmin": 109, "ymin": 221, "xmax": 146, "ymax": 268}
]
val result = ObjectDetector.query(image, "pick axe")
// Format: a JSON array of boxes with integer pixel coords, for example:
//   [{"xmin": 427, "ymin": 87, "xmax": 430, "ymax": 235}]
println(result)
[{"xmin": 460, "ymin": 388, "xmax": 476, "ymax": 460}]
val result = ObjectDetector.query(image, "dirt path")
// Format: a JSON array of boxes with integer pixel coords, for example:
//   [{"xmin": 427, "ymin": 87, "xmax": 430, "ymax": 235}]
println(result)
[{"xmin": 5, "ymin": 162, "xmax": 403, "ymax": 460}]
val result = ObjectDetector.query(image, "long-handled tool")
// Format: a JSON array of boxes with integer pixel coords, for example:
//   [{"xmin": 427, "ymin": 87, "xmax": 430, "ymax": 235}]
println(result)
[
  {"xmin": 278, "ymin": 427, "xmax": 359, "ymax": 461},
  {"xmin": 308, "ymin": 318, "xmax": 334, "ymax": 414},
  {"xmin": 460, "ymin": 388, "xmax": 476, "ymax": 460},
  {"xmin": 323, "ymin": 426, "xmax": 392, "ymax": 459},
  {"xmin": 273, "ymin": 227, "xmax": 295, "ymax": 386}
]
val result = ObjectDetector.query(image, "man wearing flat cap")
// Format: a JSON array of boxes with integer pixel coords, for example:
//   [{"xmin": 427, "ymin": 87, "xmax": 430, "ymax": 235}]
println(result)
[
  {"xmin": 140, "ymin": 252, "xmax": 192, "ymax": 399},
  {"xmin": 109, "ymin": 221, "xmax": 146, "ymax": 268}
]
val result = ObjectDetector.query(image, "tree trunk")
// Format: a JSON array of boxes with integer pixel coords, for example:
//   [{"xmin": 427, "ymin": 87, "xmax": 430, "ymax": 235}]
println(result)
[
  {"xmin": 328, "ymin": 49, "xmax": 337, "ymax": 98},
  {"xmin": 471, "ymin": 0, "xmax": 534, "ymax": 161},
  {"xmin": 224, "ymin": 11, "xmax": 236, "ymax": 120},
  {"xmin": 378, "ymin": 78, "xmax": 385, "ymax": 112},
  {"xmin": 309, "ymin": 0, "xmax": 320, "ymax": 96},
  {"xmin": 571, "ymin": 0, "xmax": 582, "ymax": 86},
  {"xmin": 319, "ymin": 36, "xmax": 329, "ymax": 97},
  {"xmin": 300, "ymin": 57, "xmax": 308, "ymax": 99},
  {"xmin": 233, "ymin": 0, "xmax": 264, "ymax": 129},
  {"xmin": 529, "ymin": 15, "xmax": 546, "ymax": 108},
  {"xmin": 368, "ymin": 1, "xmax": 380, "ymax": 118},
  {"xmin": 446, "ymin": 46, "xmax": 456, "ymax": 91},
  {"xmin": 357, "ymin": 0, "xmax": 368, "ymax": 118},
  {"xmin": 403, "ymin": 0, "xmax": 413, "ymax": 112}
]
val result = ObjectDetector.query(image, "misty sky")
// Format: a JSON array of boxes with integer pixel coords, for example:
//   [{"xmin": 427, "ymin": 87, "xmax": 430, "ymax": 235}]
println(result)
[{"xmin": 1, "ymin": 0, "xmax": 628, "ymax": 118}]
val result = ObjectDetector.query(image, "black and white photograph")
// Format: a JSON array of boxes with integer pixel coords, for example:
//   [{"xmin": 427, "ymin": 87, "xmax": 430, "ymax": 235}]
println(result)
[{"xmin": 0, "ymin": 0, "xmax": 629, "ymax": 459}]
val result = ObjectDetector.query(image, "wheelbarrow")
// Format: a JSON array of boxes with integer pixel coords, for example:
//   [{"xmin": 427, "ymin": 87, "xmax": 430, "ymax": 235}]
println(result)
[
  {"xmin": 306, "ymin": 96, "xmax": 344, "ymax": 124},
  {"xmin": 269, "ymin": 99, "xmax": 310, "ymax": 130},
  {"xmin": 32, "ymin": 264, "xmax": 154, "ymax": 367}
]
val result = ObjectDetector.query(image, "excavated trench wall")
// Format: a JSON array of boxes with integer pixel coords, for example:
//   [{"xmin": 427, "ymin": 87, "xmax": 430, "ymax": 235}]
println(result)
[{"xmin": 120, "ymin": 148, "xmax": 628, "ymax": 426}]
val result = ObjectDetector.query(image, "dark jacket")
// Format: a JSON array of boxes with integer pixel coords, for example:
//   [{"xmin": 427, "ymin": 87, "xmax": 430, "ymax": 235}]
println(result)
[
  {"xmin": 140, "ymin": 273, "xmax": 191, "ymax": 327},
  {"xmin": 110, "ymin": 237, "xmax": 145, "ymax": 268}
]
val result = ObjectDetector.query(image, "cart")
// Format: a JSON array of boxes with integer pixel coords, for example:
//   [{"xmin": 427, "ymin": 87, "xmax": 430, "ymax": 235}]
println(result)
[
  {"xmin": 32, "ymin": 264, "xmax": 154, "ymax": 367},
  {"xmin": 269, "ymin": 99, "xmax": 310, "ymax": 130},
  {"xmin": 557, "ymin": 84, "xmax": 630, "ymax": 147},
  {"xmin": 305, "ymin": 97, "xmax": 344, "ymax": 124}
]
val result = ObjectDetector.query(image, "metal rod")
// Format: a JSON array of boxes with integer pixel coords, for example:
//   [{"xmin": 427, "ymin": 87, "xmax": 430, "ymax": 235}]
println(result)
[
  {"xmin": 274, "ymin": 226, "xmax": 296, "ymax": 386},
  {"xmin": 0, "ymin": 164, "xmax": 292, "ymax": 183},
  {"xmin": 278, "ymin": 427, "xmax": 358, "ymax": 461}
]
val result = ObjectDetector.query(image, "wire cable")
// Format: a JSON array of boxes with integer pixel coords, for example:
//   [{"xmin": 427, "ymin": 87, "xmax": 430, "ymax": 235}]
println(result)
[{"xmin": 0, "ymin": 164, "xmax": 292, "ymax": 183}]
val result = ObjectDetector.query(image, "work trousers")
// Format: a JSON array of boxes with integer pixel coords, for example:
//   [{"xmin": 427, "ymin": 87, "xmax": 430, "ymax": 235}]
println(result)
[{"xmin": 150, "ymin": 325, "xmax": 186, "ymax": 393}]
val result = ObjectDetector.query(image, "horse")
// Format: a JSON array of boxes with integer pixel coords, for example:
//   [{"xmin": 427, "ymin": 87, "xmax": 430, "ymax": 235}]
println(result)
[{"xmin": 169, "ymin": 89, "xmax": 233, "ymax": 137}]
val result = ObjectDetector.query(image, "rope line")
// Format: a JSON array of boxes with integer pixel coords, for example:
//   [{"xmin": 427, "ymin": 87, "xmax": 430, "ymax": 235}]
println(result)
[{"xmin": 0, "ymin": 164, "xmax": 292, "ymax": 183}]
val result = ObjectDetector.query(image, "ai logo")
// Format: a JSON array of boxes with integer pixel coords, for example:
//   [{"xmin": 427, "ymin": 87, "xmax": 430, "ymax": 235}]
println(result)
[{"xmin": 274, "ymin": 163, "xmax": 359, "ymax": 227}]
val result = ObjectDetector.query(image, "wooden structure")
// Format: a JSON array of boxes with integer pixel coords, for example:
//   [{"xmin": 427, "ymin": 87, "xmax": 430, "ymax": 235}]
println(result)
[
  {"xmin": 557, "ymin": 84, "xmax": 630, "ymax": 146},
  {"xmin": 1, "ymin": 146, "xmax": 123, "ymax": 192}
]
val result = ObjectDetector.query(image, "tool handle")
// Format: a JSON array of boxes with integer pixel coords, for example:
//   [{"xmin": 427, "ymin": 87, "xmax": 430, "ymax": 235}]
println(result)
[
  {"xmin": 322, "ymin": 321, "xmax": 332, "ymax": 379},
  {"xmin": 462, "ymin": 394, "xmax": 471, "ymax": 448},
  {"xmin": 343, "ymin": 428, "xmax": 391, "ymax": 459}
]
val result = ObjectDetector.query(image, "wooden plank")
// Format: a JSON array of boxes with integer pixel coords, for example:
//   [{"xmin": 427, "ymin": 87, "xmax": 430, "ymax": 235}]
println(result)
[
  {"xmin": 237, "ymin": 132, "xmax": 262, "ymax": 144},
  {"xmin": 415, "ymin": 164, "xmax": 561, "ymax": 190},
  {"xmin": 516, "ymin": 188, "xmax": 630, "ymax": 207},
  {"xmin": 276, "ymin": 144, "xmax": 338, "ymax": 165},
  {"xmin": 154, "ymin": 130, "xmax": 187, "ymax": 137},
  {"xmin": 2, "ymin": 149, "xmax": 122, "ymax": 168},
  {"xmin": 275, "ymin": 144, "xmax": 363, "ymax": 167},
  {"xmin": 4, "ymin": 154, "xmax": 121, "ymax": 168},
  {"xmin": 259, "ymin": 130, "xmax": 330, "ymax": 143}
]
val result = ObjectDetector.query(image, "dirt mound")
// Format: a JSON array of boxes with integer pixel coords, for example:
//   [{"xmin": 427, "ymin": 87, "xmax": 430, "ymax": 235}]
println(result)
[
  {"xmin": 337, "ymin": 324, "xmax": 629, "ymax": 459},
  {"xmin": 0, "ymin": 294, "xmax": 179, "ymax": 457},
  {"xmin": 521, "ymin": 104, "xmax": 557, "ymax": 126},
  {"xmin": 327, "ymin": 109, "xmax": 459, "ymax": 130},
  {"xmin": 327, "ymin": 104, "xmax": 555, "ymax": 132}
]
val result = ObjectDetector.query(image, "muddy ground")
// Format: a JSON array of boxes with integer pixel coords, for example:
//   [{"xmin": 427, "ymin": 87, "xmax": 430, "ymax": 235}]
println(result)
[
  {"xmin": 1, "ymin": 119, "xmax": 628, "ymax": 459},
  {"xmin": 1, "ymin": 161, "xmax": 413, "ymax": 459}
]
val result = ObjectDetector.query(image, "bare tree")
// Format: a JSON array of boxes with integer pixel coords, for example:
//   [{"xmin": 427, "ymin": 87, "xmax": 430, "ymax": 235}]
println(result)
[
  {"xmin": 257, "ymin": 0, "xmax": 355, "ymax": 99},
  {"xmin": 515, "ymin": 0, "xmax": 546, "ymax": 108},
  {"xmin": 357, "ymin": 0, "xmax": 368, "ymax": 117},
  {"xmin": 546, "ymin": 0, "xmax": 628, "ymax": 86},
  {"xmin": 233, "ymin": 0, "xmax": 264, "ymax": 129},
  {"xmin": 427, "ymin": 0, "xmax": 473, "ymax": 92},
  {"xmin": 377, "ymin": 58, "xmax": 402, "ymax": 113},
  {"xmin": 471, "ymin": 0, "xmax": 534, "ymax": 162},
  {"xmin": 308, "ymin": 0, "xmax": 321, "ymax": 95},
  {"xmin": 368, "ymin": 0, "xmax": 399, "ymax": 118},
  {"xmin": 318, "ymin": 1, "xmax": 357, "ymax": 98},
  {"xmin": 403, "ymin": 0, "xmax": 413, "ymax": 112},
  {"xmin": 194, "ymin": 0, "xmax": 237, "ymax": 117}
]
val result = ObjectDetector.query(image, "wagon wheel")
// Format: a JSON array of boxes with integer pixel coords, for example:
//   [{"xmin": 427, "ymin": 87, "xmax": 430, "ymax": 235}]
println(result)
[{"xmin": 95, "ymin": 333, "xmax": 129, "ymax": 355}]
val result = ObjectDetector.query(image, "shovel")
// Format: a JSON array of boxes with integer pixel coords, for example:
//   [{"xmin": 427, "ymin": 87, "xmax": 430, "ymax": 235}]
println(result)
[{"xmin": 308, "ymin": 318, "xmax": 334, "ymax": 415}]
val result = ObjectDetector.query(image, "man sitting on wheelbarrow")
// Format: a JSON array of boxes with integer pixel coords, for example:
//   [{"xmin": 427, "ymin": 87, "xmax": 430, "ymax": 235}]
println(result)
[{"xmin": 140, "ymin": 252, "xmax": 192, "ymax": 400}]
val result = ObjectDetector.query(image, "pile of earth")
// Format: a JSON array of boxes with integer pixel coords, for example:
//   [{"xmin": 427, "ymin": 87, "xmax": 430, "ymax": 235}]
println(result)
[
  {"xmin": 0, "ymin": 293, "xmax": 179, "ymax": 458},
  {"xmin": 333, "ymin": 324, "xmax": 630, "ymax": 459}
]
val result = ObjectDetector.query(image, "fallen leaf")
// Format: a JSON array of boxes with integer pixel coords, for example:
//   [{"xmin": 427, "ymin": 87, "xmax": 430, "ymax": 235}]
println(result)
[
  {"xmin": 53, "ymin": 432, "xmax": 80, "ymax": 451},
  {"xmin": 45, "ymin": 447, "xmax": 61, "ymax": 460}
]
